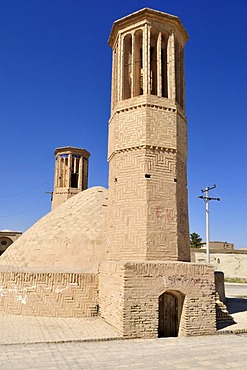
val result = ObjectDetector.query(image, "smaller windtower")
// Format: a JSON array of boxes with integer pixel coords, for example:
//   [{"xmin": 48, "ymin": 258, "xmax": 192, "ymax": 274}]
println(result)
[{"xmin": 52, "ymin": 146, "xmax": 90, "ymax": 210}]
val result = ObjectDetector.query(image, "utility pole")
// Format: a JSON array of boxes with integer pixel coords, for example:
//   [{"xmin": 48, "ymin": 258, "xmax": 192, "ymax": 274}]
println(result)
[{"xmin": 198, "ymin": 185, "xmax": 220, "ymax": 264}]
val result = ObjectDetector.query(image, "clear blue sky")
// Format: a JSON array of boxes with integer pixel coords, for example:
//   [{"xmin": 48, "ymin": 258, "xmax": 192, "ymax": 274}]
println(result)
[{"xmin": 1, "ymin": 0, "xmax": 247, "ymax": 248}]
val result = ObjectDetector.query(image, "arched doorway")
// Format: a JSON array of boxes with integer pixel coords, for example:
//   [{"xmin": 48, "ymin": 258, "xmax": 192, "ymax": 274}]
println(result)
[{"xmin": 158, "ymin": 291, "xmax": 184, "ymax": 337}]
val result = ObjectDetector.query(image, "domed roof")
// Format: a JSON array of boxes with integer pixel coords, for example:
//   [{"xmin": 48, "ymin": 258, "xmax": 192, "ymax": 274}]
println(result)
[{"xmin": 0, "ymin": 187, "xmax": 108, "ymax": 273}]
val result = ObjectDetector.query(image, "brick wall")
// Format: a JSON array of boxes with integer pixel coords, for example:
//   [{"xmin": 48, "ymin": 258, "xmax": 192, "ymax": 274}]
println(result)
[
  {"xmin": 100, "ymin": 261, "xmax": 216, "ymax": 338},
  {"xmin": 0, "ymin": 272, "xmax": 98, "ymax": 317}
]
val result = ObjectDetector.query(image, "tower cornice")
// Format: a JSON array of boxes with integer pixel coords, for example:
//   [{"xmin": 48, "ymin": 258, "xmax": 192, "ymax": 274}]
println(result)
[
  {"xmin": 54, "ymin": 146, "xmax": 90, "ymax": 159},
  {"xmin": 108, "ymin": 96, "xmax": 187, "ymax": 124},
  {"xmin": 109, "ymin": 8, "xmax": 189, "ymax": 48},
  {"xmin": 108, "ymin": 145, "xmax": 177, "ymax": 161}
]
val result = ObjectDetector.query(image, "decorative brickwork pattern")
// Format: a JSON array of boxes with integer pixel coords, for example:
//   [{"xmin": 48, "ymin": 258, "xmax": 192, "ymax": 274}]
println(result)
[
  {"xmin": 108, "ymin": 100, "xmax": 178, "ymax": 159},
  {"xmin": 0, "ymin": 272, "xmax": 98, "ymax": 317},
  {"xmin": 107, "ymin": 103, "xmax": 190, "ymax": 261}
]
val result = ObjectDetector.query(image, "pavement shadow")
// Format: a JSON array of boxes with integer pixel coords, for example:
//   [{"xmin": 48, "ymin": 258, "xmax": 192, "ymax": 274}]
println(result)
[
  {"xmin": 226, "ymin": 297, "xmax": 247, "ymax": 314},
  {"xmin": 217, "ymin": 320, "xmax": 236, "ymax": 330}
]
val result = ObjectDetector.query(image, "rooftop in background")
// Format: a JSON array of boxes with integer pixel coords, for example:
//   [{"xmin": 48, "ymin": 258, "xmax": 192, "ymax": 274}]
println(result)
[
  {"xmin": 200, "ymin": 241, "xmax": 234, "ymax": 252},
  {"xmin": 0, "ymin": 230, "xmax": 22, "ymax": 256}
]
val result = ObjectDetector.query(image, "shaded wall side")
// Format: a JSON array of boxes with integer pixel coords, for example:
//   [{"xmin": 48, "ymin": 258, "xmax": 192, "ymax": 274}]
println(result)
[
  {"xmin": 99, "ymin": 262, "xmax": 125, "ymax": 335},
  {"xmin": 0, "ymin": 272, "xmax": 98, "ymax": 318},
  {"xmin": 146, "ymin": 147, "xmax": 179, "ymax": 260},
  {"xmin": 176, "ymin": 113, "xmax": 190, "ymax": 261}
]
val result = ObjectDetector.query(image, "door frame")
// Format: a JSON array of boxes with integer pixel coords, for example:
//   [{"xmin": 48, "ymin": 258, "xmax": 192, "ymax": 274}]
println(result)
[{"xmin": 158, "ymin": 290, "xmax": 185, "ymax": 337}]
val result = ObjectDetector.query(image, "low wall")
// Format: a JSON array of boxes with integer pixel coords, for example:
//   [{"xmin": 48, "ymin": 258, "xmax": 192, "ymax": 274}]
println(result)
[
  {"xmin": 193, "ymin": 252, "xmax": 247, "ymax": 279},
  {"xmin": 99, "ymin": 262, "xmax": 125, "ymax": 334},
  {"xmin": 0, "ymin": 271, "xmax": 98, "ymax": 317}
]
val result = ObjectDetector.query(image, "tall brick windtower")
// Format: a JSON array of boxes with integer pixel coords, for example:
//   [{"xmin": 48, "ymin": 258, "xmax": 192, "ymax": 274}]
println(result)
[
  {"xmin": 52, "ymin": 146, "xmax": 90, "ymax": 209},
  {"xmin": 101, "ymin": 9, "xmax": 215, "ymax": 339},
  {"xmin": 107, "ymin": 8, "xmax": 190, "ymax": 262}
]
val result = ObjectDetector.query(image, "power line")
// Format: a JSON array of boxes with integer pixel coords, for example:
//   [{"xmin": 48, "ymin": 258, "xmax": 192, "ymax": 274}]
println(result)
[
  {"xmin": 0, "ymin": 178, "xmax": 53, "ymax": 199},
  {"xmin": 0, "ymin": 193, "xmax": 47, "ymax": 218}
]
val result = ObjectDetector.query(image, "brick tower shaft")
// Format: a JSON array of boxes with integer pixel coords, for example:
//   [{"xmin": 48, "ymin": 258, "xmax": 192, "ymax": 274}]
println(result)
[{"xmin": 107, "ymin": 8, "xmax": 190, "ymax": 262}]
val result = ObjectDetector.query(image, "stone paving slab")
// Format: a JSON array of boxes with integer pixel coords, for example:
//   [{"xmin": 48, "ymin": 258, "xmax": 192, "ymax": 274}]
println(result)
[
  {"xmin": 0, "ymin": 314, "xmax": 121, "ymax": 345},
  {"xmin": 0, "ymin": 334, "xmax": 247, "ymax": 369}
]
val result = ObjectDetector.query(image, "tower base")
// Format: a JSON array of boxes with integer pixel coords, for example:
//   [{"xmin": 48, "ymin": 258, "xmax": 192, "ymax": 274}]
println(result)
[{"xmin": 99, "ymin": 260, "xmax": 216, "ymax": 338}]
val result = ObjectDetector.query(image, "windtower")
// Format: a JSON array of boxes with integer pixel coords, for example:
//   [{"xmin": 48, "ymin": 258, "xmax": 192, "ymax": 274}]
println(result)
[
  {"xmin": 52, "ymin": 146, "xmax": 90, "ymax": 209},
  {"xmin": 107, "ymin": 8, "xmax": 190, "ymax": 261},
  {"xmin": 100, "ymin": 9, "xmax": 215, "ymax": 339}
]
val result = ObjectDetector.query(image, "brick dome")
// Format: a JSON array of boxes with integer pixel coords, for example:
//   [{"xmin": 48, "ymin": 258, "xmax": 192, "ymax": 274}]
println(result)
[{"xmin": 0, "ymin": 187, "xmax": 108, "ymax": 273}]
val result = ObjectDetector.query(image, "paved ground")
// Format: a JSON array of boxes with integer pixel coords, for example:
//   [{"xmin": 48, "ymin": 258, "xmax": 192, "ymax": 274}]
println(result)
[
  {"xmin": 216, "ymin": 282, "xmax": 247, "ymax": 333},
  {"xmin": 0, "ymin": 315, "xmax": 121, "ymax": 345},
  {"xmin": 225, "ymin": 282, "xmax": 247, "ymax": 298},
  {"xmin": 0, "ymin": 283, "xmax": 246, "ymax": 369},
  {"xmin": 217, "ymin": 296, "xmax": 247, "ymax": 333},
  {"xmin": 0, "ymin": 288, "xmax": 246, "ymax": 345},
  {"xmin": 1, "ymin": 334, "xmax": 247, "ymax": 369}
]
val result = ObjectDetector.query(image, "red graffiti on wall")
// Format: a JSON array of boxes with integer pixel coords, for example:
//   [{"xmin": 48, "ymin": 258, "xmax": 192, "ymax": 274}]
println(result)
[{"xmin": 154, "ymin": 206, "xmax": 176, "ymax": 223}]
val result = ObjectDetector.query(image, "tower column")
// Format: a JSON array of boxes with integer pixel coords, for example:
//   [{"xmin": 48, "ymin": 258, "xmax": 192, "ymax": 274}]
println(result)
[
  {"xmin": 54, "ymin": 156, "xmax": 59, "ymax": 188},
  {"xmin": 68, "ymin": 154, "xmax": 72, "ymax": 188},
  {"xmin": 168, "ymin": 31, "xmax": 176, "ymax": 100},
  {"xmin": 131, "ymin": 32, "xmax": 135, "ymax": 98},
  {"xmin": 157, "ymin": 32, "xmax": 162, "ymax": 97},
  {"xmin": 143, "ymin": 24, "xmax": 150, "ymax": 94},
  {"xmin": 111, "ymin": 48, "xmax": 116, "ymax": 111},
  {"xmin": 119, "ymin": 36, "xmax": 124, "ymax": 100},
  {"xmin": 78, "ymin": 156, "xmax": 83, "ymax": 190}
]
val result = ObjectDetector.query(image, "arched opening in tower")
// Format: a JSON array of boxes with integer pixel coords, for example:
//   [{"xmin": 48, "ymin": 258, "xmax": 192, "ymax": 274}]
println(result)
[
  {"xmin": 123, "ymin": 34, "xmax": 132, "ymax": 99},
  {"xmin": 161, "ymin": 32, "xmax": 168, "ymax": 98},
  {"xmin": 70, "ymin": 155, "xmax": 80, "ymax": 188}
]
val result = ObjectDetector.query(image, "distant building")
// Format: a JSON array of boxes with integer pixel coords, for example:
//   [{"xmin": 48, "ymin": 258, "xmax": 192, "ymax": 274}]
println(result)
[
  {"xmin": 200, "ymin": 241, "xmax": 234, "ymax": 252},
  {"xmin": 191, "ymin": 241, "xmax": 247, "ymax": 279},
  {"xmin": 0, "ymin": 230, "xmax": 22, "ymax": 255}
]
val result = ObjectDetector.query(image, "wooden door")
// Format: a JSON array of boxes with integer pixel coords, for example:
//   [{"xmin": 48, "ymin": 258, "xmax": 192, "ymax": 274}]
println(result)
[{"xmin": 158, "ymin": 292, "xmax": 178, "ymax": 337}]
